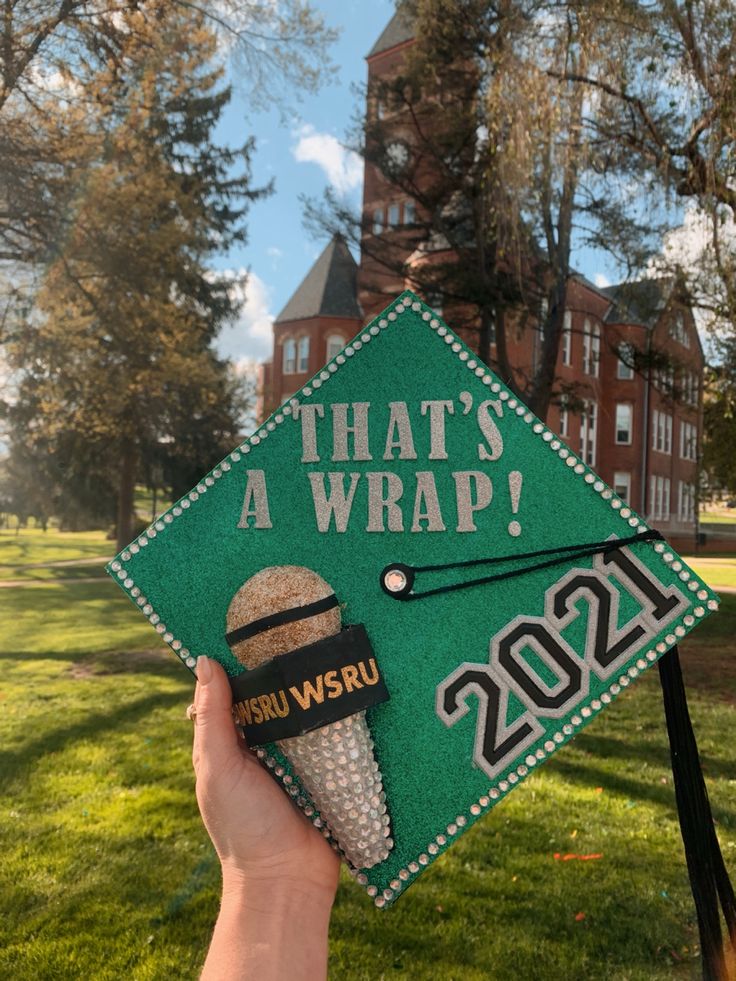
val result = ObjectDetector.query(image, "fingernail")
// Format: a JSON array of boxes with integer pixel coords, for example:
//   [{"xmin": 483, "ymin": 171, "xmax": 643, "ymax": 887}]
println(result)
[{"xmin": 196, "ymin": 655, "xmax": 212, "ymax": 684}]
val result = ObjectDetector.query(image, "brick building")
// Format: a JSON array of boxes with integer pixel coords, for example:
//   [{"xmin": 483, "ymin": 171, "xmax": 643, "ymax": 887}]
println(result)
[{"xmin": 259, "ymin": 10, "xmax": 704, "ymax": 541}]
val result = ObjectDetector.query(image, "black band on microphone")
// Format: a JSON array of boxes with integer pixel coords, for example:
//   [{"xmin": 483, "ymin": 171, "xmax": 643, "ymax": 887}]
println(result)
[
  {"xmin": 229, "ymin": 624, "xmax": 389, "ymax": 745},
  {"xmin": 225, "ymin": 593, "xmax": 339, "ymax": 647}
]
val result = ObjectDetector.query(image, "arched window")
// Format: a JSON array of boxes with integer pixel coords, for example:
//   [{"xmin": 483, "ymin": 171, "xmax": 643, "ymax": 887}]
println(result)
[
  {"xmin": 326, "ymin": 334, "xmax": 345, "ymax": 361},
  {"xmin": 298, "ymin": 335, "xmax": 310, "ymax": 373},
  {"xmin": 282, "ymin": 337, "xmax": 296, "ymax": 374}
]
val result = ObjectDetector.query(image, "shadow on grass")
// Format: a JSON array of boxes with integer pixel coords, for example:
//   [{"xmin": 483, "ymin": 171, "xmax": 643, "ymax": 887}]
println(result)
[
  {"xmin": 0, "ymin": 689, "xmax": 186, "ymax": 788},
  {"xmin": 0, "ymin": 647, "xmax": 174, "ymax": 672}
]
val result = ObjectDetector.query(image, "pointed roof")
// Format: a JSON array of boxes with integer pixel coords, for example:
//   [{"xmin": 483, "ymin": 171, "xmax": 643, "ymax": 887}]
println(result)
[
  {"xmin": 275, "ymin": 235, "xmax": 362, "ymax": 324},
  {"xmin": 368, "ymin": 6, "xmax": 414, "ymax": 58},
  {"xmin": 601, "ymin": 278, "xmax": 674, "ymax": 327}
]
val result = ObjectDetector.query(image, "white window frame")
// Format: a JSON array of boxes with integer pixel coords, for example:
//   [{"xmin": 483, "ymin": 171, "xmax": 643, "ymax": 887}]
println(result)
[
  {"xmin": 617, "ymin": 343, "xmax": 635, "ymax": 380},
  {"xmin": 561, "ymin": 312, "xmax": 572, "ymax": 366},
  {"xmin": 680, "ymin": 420, "xmax": 697, "ymax": 461},
  {"xmin": 678, "ymin": 481, "xmax": 696, "ymax": 522},
  {"xmin": 282, "ymin": 337, "xmax": 296, "ymax": 374},
  {"xmin": 652, "ymin": 410, "xmax": 672, "ymax": 454},
  {"xmin": 650, "ymin": 475, "xmax": 671, "ymax": 521},
  {"xmin": 583, "ymin": 320, "xmax": 600, "ymax": 376},
  {"xmin": 298, "ymin": 335, "xmax": 310, "ymax": 373},
  {"xmin": 613, "ymin": 471, "xmax": 631, "ymax": 503},
  {"xmin": 580, "ymin": 399, "xmax": 597, "ymax": 466},
  {"xmin": 615, "ymin": 403, "xmax": 632, "ymax": 444},
  {"xmin": 326, "ymin": 333, "xmax": 345, "ymax": 361}
]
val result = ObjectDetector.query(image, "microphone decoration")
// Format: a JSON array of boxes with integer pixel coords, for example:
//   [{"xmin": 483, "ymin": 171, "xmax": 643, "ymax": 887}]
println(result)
[{"xmin": 225, "ymin": 565, "xmax": 393, "ymax": 870}]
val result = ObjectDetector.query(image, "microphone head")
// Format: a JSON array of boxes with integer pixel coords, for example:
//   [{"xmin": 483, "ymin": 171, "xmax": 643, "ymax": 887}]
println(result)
[{"xmin": 226, "ymin": 565, "xmax": 341, "ymax": 669}]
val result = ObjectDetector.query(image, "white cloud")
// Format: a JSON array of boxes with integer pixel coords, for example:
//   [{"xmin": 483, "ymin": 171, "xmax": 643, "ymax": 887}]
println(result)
[
  {"xmin": 594, "ymin": 273, "xmax": 611, "ymax": 289},
  {"xmin": 291, "ymin": 124, "xmax": 362, "ymax": 195},
  {"xmin": 216, "ymin": 269, "xmax": 274, "ymax": 367}
]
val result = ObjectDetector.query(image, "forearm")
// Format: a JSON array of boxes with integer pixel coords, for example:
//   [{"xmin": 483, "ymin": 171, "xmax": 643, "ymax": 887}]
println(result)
[{"xmin": 201, "ymin": 872, "xmax": 334, "ymax": 981}]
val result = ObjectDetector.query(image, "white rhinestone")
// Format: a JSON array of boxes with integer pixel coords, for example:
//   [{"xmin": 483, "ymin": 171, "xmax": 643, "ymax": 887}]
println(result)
[
  {"xmin": 707, "ymin": 600, "xmax": 719, "ymax": 611},
  {"xmin": 123, "ymin": 578, "xmax": 133, "ymax": 589},
  {"xmin": 620, "ymin": 507, "xmax": 631, "ymax": 518},
  {"xmin": 470, "ymin": 804, "xmax": 481, "ymax": 816},
  {"xmin": 574, "ymin": 463, "xmax": 585, "ymax": 474},
  {"xmin": 388, "ymin": 312, "xmax": 397, "ymax": 321},
  {"xmin": 533, "ymin": 423, "xmax": 544, "ymax": 434},
  {"xmin": 459, "ymin": 350, "xmax": 469, "ymax": 361}
]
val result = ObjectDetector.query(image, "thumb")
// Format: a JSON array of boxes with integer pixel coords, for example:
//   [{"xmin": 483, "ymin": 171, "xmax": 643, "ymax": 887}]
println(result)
[{"xmin": 192, "ymin": 656, "xmax": 241, "ymax": 773}]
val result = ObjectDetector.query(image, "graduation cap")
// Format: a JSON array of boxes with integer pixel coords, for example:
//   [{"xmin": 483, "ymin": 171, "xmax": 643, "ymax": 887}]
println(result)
[{"xmin": 107, "ymin": 291, "xmax": 733, "ymax": 964}]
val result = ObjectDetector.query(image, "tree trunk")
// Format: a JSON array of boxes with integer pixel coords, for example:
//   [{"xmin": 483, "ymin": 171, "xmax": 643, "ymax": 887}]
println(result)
[
  {"xmin": 527, "ymin": 281, "xmax": 567, "ymax": 422},
  {"xmin": 116, "ymin": 442, "xmax": 137, "ymax": 552}
]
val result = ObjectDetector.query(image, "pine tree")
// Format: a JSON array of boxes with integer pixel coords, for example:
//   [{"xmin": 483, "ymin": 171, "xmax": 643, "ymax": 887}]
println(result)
[{"xmin": 3, "ymin": 7, "xmax": 264, "ymax": 548}]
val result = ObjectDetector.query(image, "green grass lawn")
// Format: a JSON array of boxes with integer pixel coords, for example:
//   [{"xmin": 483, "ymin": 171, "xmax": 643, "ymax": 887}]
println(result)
[
  {"xmin": 682, "ymin": 556, "xmax": 736, "ymax": 591},
  {"xmin": 1, "ymin": 572, "xmax": 735, "ymax": 980},
  {"xmin": 0, "ymin": 527, "xmax": 111, "ymax": 571}
]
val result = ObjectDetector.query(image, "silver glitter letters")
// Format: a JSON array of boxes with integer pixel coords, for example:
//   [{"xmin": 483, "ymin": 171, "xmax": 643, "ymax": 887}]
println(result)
[
  {"xmin": 420, "ymin": 400, "xmax": 454, "ymax": 460},
  {"xmin": 332, "ymin": 403, "xmax": 373, "ymax": 462},
  {"xmin": 295, "ymin": 403, "xmax": 325, "ymax": 463},
  {"xmin": 477, "ymin": 400, "xmax": 504, "ymax": 461},
  {"xmin": 411, "ymin": 471, "xmax": 447, "ymax": 532},
  {"xmin": 383, "ymin": 401, "xmax": 418, "ymax": 460},
  {"xmin": 237, "ymin": 470, "xmax": 273, "ymax": 529},
  {"xmin": 308, "ymin": 472, "xmax": 361, "ymax": 533},
  {"xmin": 453, "ymin": 471, "xmax": 493, "ymax": 532},
  {"xmin": 366, "ymin": 472, "xmax": 404, "ymax": 532}
]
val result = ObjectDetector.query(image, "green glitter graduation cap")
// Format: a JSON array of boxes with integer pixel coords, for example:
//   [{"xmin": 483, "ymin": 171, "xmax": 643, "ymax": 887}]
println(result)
[{"xmin": 107, "ymin": 290, "xmax": 720, "ymax": 908}]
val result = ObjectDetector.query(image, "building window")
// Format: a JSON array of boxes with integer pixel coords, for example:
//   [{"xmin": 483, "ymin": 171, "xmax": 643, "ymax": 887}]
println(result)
[
  {"xmin": 583, "ymin": 320, "xmax": 600, "ymax": 376},
  {"xmin": 613, "ymin": 472, "xmax": 631, "ymax": 503},
  {"xmin": 655, "ymin": 364, "xmax": 675, "ymax": 393},
  {"xmin": 670, "ymin": 311, "xmax": 690, "ymax": 347},
  {"xmin": 652, "ymin": 409, "xmax": 673, "ymax": 454},
  {"xmin": 680, "ymin": 420, "xmax": 698, "ymax": 461},
  {"xmin": 558, "ymin": 398, "xmax": 569, "ymax": 438},
  {"xmin": 388, "ymin": 203, "xmax": 400, "ymax": 229},
  {"xmin": 372, "ymin": 208, "xmax": 383, "ymax": 235},
  {"xmin": 403, "ymin": 200, "xmax": 416, "ymax": 225},
  {"xmin": 580, "ymin": 399, "xmax": 597, "ymax": 466},
  {"xmin": 615, "ymin": 403, "xmax": 632, "ymax": 444},
  {"xmin": 678, "ymin": 481, "xmax": 696, "ymax": 522},
  {"xmin": 298, "ymin": 335, "xmax": 310, "ymax": 373},
  {"xmin": 617, "ymin": 342, "xmax": 635, "ymax": 379},
  {"xmin": 681, "ymin": 370, "xmax": 698, "ymax": 406},
  {"xmin": 282, "ymin": 337, "xmax": 296, "ymax": 374},
  {"xmin": 561, "ymin": 312, "xmax": 572, "ymax": 366},
  {"xmin": 650, "ymin": 475, "xmax": 671, "ymax": 521},
  {"xmin": 326, "ymin": 334, "xmax": 345, "ymax": 361}
]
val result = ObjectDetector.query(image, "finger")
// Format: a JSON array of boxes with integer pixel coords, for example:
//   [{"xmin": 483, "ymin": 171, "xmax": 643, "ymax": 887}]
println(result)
[{"xmin": 192, "ymin": 656, "xmax": 241, "ymax": 775}]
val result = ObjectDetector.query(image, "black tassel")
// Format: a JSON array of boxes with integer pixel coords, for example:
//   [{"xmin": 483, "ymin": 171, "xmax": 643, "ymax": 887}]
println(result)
[{"xmin": 658, "ymin": 646, "xmax": 736, "ymax": 980}]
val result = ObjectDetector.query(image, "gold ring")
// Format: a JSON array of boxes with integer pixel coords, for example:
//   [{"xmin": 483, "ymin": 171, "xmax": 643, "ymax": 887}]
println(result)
[{"xmin": 186, "ymin": 703, "xmax": 197, "ymax": 723}]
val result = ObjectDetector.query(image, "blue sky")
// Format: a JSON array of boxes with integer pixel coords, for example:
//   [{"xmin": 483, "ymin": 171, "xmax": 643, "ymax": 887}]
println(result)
[
  {"xmin": 211, "ymin": 1, "xmax": 698, "ymax": 370},
  {"xmin": 213, "ymin": 0, "xmax": 396, "ymax": 369}
]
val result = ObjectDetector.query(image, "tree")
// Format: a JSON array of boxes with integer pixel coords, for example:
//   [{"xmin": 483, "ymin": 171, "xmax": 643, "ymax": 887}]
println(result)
[
  {"xmin": 308, "ymin": 0, "xmax": 660, "ymax": 420},
  {"xmin": 0, "ymin": 0, "xmax": 337, "ymax": 267},
  {"xmin": 2, "ymin": 7, "xmax": 262, "ymax": 548}
]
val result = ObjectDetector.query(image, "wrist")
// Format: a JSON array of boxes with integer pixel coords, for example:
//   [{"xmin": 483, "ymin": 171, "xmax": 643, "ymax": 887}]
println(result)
[
  {"xmin": 204, "ymin": 869, "xmax": 335, "ymax": 981},
  {"xmin": 220, "ymin": 866, "xmax": 337, "ymax": 917}
]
